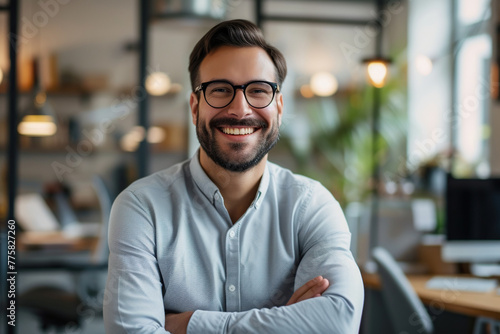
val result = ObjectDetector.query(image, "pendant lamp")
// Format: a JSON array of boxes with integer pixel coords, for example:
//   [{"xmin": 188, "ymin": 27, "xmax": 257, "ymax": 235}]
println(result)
[{"xmin": 18, "ymin": 59, "xmax": 57, "ymax": 137}]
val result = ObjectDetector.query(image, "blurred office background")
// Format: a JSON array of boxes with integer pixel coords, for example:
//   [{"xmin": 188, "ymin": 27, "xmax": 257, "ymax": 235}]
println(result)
[{"xmin": 1, "ymin": 0, "xmax": 499, "ymax": 333}]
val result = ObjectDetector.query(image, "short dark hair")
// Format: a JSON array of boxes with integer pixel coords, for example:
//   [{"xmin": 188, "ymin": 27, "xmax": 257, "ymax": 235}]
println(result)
[{"xmin": 188, "ymin": 19, "xmax": 287, "ymax": 92}]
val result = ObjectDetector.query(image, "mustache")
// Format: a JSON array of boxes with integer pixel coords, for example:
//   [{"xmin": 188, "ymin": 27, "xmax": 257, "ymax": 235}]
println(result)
[{"xmin": 210, "ymin": 118, "xmax": 268, "ymax": 129}]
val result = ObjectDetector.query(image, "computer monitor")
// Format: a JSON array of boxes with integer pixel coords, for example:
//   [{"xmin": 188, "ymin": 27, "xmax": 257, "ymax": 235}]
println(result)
[{"xmin": 442, "ymin": 174, "xmax": 500, "ymax": 263}]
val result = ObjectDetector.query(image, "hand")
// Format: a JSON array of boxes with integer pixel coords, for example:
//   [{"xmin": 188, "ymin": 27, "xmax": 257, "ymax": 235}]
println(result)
[
  {"xmin": 165, "ymin": 311, "xmax": 194, "ymax": 334},
  {"xmin": 286, "ymin": 275, "xmax": 329, "ymax": 306}
]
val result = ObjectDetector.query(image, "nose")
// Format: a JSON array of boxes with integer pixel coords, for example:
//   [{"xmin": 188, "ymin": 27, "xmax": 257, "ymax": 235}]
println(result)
[{"xmin": 227, "ymin": 88, "xmax": 252, "ymax": 118}]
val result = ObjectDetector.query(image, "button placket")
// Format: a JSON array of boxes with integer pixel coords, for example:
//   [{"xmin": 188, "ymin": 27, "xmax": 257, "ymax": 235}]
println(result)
[{"xmin": 225, "ymin": 225, "xmax": 240, "ymax": 311}]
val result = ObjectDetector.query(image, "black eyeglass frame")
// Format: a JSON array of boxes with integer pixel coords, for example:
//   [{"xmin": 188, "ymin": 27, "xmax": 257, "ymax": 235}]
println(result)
[{"xmin": 194, "ymin": 80, "xmax": 280, "ymax": 109}]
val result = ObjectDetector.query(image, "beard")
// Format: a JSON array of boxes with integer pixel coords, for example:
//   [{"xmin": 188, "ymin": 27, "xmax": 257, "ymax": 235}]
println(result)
[{"xmin": 196, "ymin": 110, "xmax": 280, "ymax": 172}]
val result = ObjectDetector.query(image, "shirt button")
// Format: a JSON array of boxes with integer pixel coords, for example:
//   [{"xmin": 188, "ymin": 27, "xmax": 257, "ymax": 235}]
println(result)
[
  {"xmin": 229, "ymin": 230, "xmax": 236, "ymax": 238},
  {"xmin": 228, "ymin": 284, "xmax": 236, "ymax": 292}
]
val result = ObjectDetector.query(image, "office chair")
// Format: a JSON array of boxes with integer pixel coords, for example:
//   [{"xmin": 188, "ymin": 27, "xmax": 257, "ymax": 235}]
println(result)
[
  {"xmin": 19, "ymin": 175, "xmax": 112, "ymax": 333},
  {"xmin": 474, "ymin": 317, "xmax": 500, "ymax": 334},
  {"xmin": 372, "ymin": 247, "xmax": 434, "ymax": 334}
]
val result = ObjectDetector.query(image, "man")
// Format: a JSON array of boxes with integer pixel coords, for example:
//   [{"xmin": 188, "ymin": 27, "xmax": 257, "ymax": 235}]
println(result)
[{"xmin": 104, "ymin": 19, "xmax": 364, "ymax": 334}]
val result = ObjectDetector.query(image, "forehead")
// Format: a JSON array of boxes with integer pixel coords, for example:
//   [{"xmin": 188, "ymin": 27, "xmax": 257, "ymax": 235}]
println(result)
[{"xmin": 199, "ymin": 46, "xmax": 276, "ymax": 83}]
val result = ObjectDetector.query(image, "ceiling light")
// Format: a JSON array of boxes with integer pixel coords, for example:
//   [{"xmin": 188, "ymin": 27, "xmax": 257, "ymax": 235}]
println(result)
[
  {"xmin": 120, "ymin": 126, "xmax": 144, "ymax": 152},
  {"xmin": 120, "ymin": 135, "xmax": 139, "ymax": 152},
  {"xmin": 146, "ymin": 72, "xmax": 171, "ymax": 96},
  {"xmin": 18, "ymin": 91, "xmax": 57, "ymax": 137},
  {"xmin": 120, "ymin": 126, "xmax": 167, "ymax": 151},
  {"xmin": 363, "ymin": 58, "xmax": 391, "ymax": 88},
  {"xmin": 310, "ymin": 72, "xmax": 338, "ymax": 97},
  {"xmin": 147, "ymin": 126, "xmax": 166, "ymax": 144},
  {"xmin": 129, "ymin": 126, "xmax": 146, "ymax": 142},
  {"xmin": 18, "ymin": 115, "xmax": 57, "ymax": 136}
]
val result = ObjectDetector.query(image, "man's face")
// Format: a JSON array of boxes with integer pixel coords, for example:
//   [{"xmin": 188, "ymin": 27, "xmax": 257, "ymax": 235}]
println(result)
[{"xmin": 190, "ymin": 46, "xmax": 283, "ymax": 172}]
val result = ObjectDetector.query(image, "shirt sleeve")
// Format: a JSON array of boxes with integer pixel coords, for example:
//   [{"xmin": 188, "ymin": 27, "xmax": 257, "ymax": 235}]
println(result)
[
  {"xmin": 104, "ymin": 189, "xmax": 171, "ymax": 334},
  {"xmin": 187, "ymin": 182, "xmax": 364, "ymax": 334}
]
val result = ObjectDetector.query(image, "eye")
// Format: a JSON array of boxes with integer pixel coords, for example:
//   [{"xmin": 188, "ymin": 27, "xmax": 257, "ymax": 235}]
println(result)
[
  {"xmin": 247, "ymin": 83, "xmax": 272, "ymax": 96},
  {"xmin": 249, "ymin": 88, "xmax": 267, "ymax": 94},
  {"xmin": 207, "ymin": 82, "xmax": 233, "ymax": 96},
  {"xmin": 211, "ymin": 87, "xmax": 230, "ymax": 93}
]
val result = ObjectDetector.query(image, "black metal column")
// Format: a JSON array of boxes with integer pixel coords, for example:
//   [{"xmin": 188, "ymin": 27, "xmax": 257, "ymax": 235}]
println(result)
[
  {"xmin": 2, "ymin": 1, "xmax": 19, "ymax": 333},
  {"xmin": 368, "ymin": 0, "xmax": 385, "ymax": 252},
  {"xmin": 255, "ymin": 0, "xmax": 263, "ymax": 29},
  {"xmin": 137, "ymin": 0, "xmax": 150, "ymax": 178}
]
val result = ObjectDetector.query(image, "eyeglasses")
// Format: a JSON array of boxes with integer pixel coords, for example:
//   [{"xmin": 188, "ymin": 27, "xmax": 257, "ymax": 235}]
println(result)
[{"xmin": 194, "ymin": 80, "xmax": 280, "ymax": 109}]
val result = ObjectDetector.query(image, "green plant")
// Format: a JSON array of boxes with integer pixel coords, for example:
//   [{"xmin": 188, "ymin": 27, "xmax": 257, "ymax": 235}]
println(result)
[{"xmin": 280, "ymin": 63, "xmax": 407, "ymax": 207}]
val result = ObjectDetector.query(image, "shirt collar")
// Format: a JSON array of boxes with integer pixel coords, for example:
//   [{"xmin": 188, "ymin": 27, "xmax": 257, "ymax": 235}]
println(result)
[
  {"xmin": 188, "ymin": 149, "xmax": 270, "ymax": 209},
  {"xmin": 253, "ymin": 163, "xmax": 269, "ymax": 209},
  {"xmin": 189, "ymin": 150, "xmax": 220, "ymax": 205}
]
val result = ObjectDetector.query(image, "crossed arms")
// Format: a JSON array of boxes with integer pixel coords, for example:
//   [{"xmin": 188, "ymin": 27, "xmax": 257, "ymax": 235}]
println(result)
[
  {"xmin": 165, "ymin": 275, "xmax": 330, "ymax": 334},
  {"xmin": 104, "ymin": 181, "xmax": 364, "ymax": 334}
]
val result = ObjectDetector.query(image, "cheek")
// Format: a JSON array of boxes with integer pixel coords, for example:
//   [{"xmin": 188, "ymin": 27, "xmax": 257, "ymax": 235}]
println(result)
[
  {"xmin": 257, "ymin": 106, "xmax": 278, "ymax": 121},
  {"xmin": 196, "ymin": 109, "xmax": 212, "ymax": 129},
  {"xmin": 267, "ymin": 110, "xmax": 281, "ymax": 129}
]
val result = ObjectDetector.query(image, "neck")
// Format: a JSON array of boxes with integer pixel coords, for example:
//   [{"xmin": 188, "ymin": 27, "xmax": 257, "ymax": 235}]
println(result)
[{"xmin": 199, "ymin": 149, "xmax": 266, "ymax": 223}]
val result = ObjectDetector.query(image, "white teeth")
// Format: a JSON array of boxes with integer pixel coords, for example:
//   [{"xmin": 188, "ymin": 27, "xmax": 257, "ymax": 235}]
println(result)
[{"xmin": 221, "ymin": 127, "xmax": 255, "ymax": 135}]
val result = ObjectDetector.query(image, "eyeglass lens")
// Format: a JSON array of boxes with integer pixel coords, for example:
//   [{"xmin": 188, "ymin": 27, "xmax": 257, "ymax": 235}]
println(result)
[{"xmin": 204, "ymin": 81, "xmax": 274, "ymax": 108}]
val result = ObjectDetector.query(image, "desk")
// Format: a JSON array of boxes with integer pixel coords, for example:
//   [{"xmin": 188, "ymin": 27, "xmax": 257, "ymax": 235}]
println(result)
[
  {"xmin": 17, "ymin": 231, "xmax": 105, "ymax": 271},
  {"xmin": 363, "ymin": 273, "xmax": 500, "ymax": 321},
  {"xmin": 18, "ymin": 231, "xmax": 98, "ymax": 252}
]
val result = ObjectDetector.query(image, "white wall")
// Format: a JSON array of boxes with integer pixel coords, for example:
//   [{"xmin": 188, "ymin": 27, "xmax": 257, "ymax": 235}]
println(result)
[{"xmin": 407, "ymin": 0, "xmax": 453, "ymax": 170}]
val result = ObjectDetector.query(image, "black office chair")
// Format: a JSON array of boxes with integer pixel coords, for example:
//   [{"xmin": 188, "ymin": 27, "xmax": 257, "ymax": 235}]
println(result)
[
  {"xmin": 474, "ymin": 317, "xmax": 500, "ymax": 334},
  {"xmin": 18, "ymin": 286, "xmax": 83, "ymax": 331},
  {"xmin": 372, "ymin": 247, "xmax": 434, "ymax": 334},
  {"xmin": 19, "ymin": 175, "xmax": 112, "ymax": 333}
]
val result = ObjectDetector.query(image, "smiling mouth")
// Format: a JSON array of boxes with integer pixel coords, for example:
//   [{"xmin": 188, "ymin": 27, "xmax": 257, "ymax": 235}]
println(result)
[{"xmin": 220, "ymin": 127, "xmax": 258, "ymax": 135}]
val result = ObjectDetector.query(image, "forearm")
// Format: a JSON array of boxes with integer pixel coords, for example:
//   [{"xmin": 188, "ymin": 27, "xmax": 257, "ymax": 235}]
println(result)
[{"xmin": 187, "ymin": 294, "xmax": 359, "ymax": 334}]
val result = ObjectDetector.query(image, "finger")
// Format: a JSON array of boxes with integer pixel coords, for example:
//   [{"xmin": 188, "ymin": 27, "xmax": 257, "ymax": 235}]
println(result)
[
  {"xmin": 286, "ymin": 276, "xmax": 329, "ymax": 306},
  {"xmin": 294, "ymin": 278, "xmax": 329, "ymax": 304},
  {"xmin": 286, "ymin": 276, "xmax": 323, "ymax": 305},
  {"xmin": 287, "ymin": 278, "xmax": 328, "ymax": 305}
]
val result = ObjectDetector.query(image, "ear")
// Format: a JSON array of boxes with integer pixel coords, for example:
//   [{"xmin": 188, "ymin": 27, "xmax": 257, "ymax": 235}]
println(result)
[
  {"xmin": 189, "ymin": 92, "xmax": 199, "ymax": 126},
  {"xmin": 277, "ymin": 93, "xmax": 284, "ymax": 127}
]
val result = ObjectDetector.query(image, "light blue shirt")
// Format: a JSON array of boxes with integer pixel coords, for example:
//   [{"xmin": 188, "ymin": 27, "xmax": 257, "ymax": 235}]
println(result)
[{"xmin": 104, "ymin": 151, "xmax": 364, "ymax": 334}]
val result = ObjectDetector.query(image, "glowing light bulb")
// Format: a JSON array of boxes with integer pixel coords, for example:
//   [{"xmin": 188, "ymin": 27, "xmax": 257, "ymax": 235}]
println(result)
[
  {"xmin": 18, "ymin": 115, "xmax": 57, "ymax": 136},
  {"xmin": 147, "ymin": 126, "xmax": 166, "ymax": 144},
  {"xmin": 146, "ymin": 72, "xmax": 171, "ymax": 96},
  {"xmin": 310, "ymin": 72, "xmax": 338, "ymax": 97},
  {"xmin": 367, "ymin": 61, "xmax": 388, "ymax": 88}
]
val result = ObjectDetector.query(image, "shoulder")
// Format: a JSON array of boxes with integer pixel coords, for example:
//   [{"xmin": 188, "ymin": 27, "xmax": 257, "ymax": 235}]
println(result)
[
  {"xmin": 116, "ymin": 159, "xmax": 191, "ymax": 206},
  {"xmin": 267, "ymin": 161, "xmax": 332, "ymax": 198},
  {"xmin": 266, "ymin": 162, "xmax": 348, "ymax": 235}
]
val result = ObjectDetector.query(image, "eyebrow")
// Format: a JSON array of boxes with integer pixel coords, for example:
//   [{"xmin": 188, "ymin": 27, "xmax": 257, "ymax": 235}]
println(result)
[{"xmin": 204, "ymin": 78, "xmax": 273, "ymax": 84}]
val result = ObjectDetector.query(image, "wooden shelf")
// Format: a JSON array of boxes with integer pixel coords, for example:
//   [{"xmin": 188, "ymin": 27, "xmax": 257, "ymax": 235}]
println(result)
[
  {"xmin": 0, "ymin": 85, "xmax": 183, "ymax": 98},
  {"xmin": 0, "ymin": 86, "xmax": 96, "ymax": 96}
]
